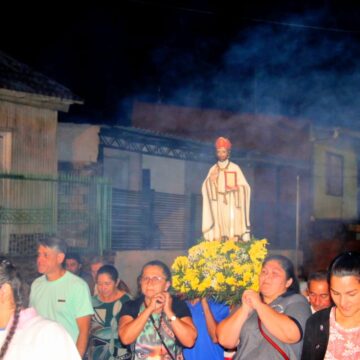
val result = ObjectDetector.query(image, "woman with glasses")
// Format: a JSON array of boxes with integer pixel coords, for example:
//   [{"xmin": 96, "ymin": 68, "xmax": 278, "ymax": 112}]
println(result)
[
  {"xmin": 118, "ymin": 260, "xmax": 197, "ymax": 360},
  {"xmin": 0, "ymin": 257, "xmax": 80, "ymax": 360}
]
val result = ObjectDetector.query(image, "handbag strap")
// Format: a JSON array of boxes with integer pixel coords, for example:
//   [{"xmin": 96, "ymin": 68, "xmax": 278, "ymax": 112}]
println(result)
[
  {"xmin": 149, "ymin": 315, "xmax": 176, "ymax": 360},
  {"xmin": 258, "ymin": 318, "xmax": 290, "ymax": 360}
]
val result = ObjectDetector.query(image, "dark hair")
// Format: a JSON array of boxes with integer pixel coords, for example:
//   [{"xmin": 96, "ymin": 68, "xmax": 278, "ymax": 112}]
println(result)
[
  {"xmin": 328, "ymin": 251, "xmax": 360, "ymax": 281},
  {"xmin": 0, "ymin": 258, "xmax": 24, "ymax": 359},
  {"xmin": 262, "ymin": 255, "xmax": 300, "ymax": 294},
  {"xmin": 38, "ymin": 236, "xmax": 67, "ymax": 255},
  {"xmin": 140, "ymin": 260, "xmax": 172, "ymax": 282},
  {"xmin": 65, "ymin": 252, "xmax": 81, "ymax": 264},
  {"xmin": 96, "ymin": 264, "xmax": 118, "ymax": 282},
  {"xmin": 118, "ymin": 279, "xmax": 131, "ymax": 294},
  {"xmin": 307, "ymin": 271, "xmax": 328, "ymax": 287},
  {"xmin": 96, "ymin": 264, "xmax": 131, "ymax": 294}
]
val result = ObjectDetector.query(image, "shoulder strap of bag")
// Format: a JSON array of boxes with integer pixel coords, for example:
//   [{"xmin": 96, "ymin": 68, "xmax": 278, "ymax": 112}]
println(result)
[
  {"xmin": 149, "ymin": 315, "xmax": 176, "ymax": 360},
  {"xmin": 258, "ymin": 318, "xmax": 290, "ymax": 360}
]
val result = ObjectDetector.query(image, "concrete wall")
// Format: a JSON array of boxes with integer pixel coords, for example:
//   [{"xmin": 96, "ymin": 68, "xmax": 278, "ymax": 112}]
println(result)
[
  {"xmin": 0, "ymin": 101, "xmax": 59, "ymax": 252},
  {"xmin": 58, "ymin": 123, "xmax": 100, "ymax": 163},
  {"xmin": 0, "ymin": 100, "xmax": 58, "ymax": 174},
  {"xmin": 313, "ymin": 143, "xmax": 357, "ymax": 220},
  {"xmin": 104, "ymin": 148, "xmax": 142, "ymax": 191},
  {"xmin": 114, "ymin": 250, "xmax": 186, "ymax": 295},
  {"xmin": 185, "ymin": 160, "xmax": 209, "ymax": 194},
  {"xmin": 142, "ymin": 155, "xmax": 186, "ymax": 195}
]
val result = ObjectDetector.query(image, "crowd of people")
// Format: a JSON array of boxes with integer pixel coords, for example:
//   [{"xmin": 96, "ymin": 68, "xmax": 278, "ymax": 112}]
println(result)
[{"xmin": 0, "ymin": 236, "xmax": 359, "ymax": 359}]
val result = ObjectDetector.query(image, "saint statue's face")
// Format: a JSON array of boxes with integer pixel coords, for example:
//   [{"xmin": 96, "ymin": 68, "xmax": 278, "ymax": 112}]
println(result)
[{"xmin": 216, "ymin": 147, "xmax": 229, "ymax": 162}]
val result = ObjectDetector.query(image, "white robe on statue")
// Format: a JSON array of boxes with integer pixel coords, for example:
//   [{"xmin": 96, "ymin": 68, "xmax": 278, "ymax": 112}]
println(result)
[{"xmin": 202, "ymin": 159, "xmax": 251, "ymax": 241}]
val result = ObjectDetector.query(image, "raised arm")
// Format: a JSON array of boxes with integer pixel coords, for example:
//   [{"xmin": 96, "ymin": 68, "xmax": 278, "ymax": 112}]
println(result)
[
  {"xmin": 201, "ymin": 298, "xmax": 219, "ymax": 343},
  {"xmin": 243, "ymin": 290, "xmax": 302, "ymax": 344},
  {"xmin": 163, "ymin": 293, "xmax": 197, "ymax": 348},
  {"xmin": 216, "ymin": 300, "xmax": 252, "ymax": 349},
  {"xmin": 118, "ymin": 303, "xmax": 154, "ymax": 345}
]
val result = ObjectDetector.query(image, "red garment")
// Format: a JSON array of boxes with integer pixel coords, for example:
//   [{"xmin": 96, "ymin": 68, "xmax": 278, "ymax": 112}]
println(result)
[{"xmin": 215, "ymin": 137, "xmax": 232, "ymax": 149}]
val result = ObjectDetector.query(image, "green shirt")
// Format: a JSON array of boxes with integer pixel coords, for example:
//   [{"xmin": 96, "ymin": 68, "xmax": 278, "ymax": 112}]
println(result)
[{"xmin": 30, "ymin": 270, "xmax": 94, "ymax": 342}]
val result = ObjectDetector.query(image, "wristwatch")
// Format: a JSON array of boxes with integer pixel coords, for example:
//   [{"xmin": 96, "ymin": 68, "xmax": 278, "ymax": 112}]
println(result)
[{"xmin": 169, "ymin": 315, "xmax": 177, "ymax": 322}]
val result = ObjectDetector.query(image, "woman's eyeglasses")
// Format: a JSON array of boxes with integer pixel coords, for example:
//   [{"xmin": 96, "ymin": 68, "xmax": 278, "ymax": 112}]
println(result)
[{"xmin": 140, "ymin": 275, "xmax": 166, "ymax": 284}]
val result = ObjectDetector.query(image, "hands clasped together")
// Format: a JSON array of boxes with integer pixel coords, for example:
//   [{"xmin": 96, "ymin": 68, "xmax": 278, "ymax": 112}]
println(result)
[
  {"xmin": 146, "ymin": 291, "xmax": 174, "ymax": 318},
  {"xmin": 241, "ymin": 289, "xmax": 263, "ymax": 315}
]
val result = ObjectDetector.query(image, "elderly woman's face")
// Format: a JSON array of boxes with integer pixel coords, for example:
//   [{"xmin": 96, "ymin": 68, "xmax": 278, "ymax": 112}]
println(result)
[
  {"xmin": 259, "ymin": 260, "xmax": 293, "ymax": 302},
  {"xmin": 140, "ymin": 265, "xmax": 170, "ymax": 299}
]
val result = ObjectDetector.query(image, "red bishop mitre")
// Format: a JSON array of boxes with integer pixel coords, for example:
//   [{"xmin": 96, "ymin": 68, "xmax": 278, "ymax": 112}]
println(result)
[{"xmin": 215, "ymin": 137, "xmax": 232, "ymax": 150}]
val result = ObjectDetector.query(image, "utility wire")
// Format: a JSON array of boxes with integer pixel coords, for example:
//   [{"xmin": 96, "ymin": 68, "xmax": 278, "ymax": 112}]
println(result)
[
  {"xmin": 245, "ymin": 17, "xmax": 360, "ymax": 34},
  {"xmin": 126, "ymin": 0, "xmax": 360, "ymax": 34}
]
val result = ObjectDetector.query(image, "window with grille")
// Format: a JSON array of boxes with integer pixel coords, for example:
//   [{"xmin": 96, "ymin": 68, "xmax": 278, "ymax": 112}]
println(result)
[{"xmin": 326, "ymin": 152, "xmax": 343, "ymax": 197}]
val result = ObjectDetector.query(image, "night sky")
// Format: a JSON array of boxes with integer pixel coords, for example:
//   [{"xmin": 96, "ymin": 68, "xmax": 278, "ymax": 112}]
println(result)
[{"xmin": 2, "ymin": 0, "xmax": 360, "ymax": 128}]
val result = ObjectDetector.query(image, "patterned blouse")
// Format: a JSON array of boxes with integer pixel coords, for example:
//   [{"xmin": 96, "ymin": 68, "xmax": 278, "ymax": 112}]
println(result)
[
  {"xmin": 119, "ymin": 295, "xmax": 191, "ymax": 360},
  {"xmin": 89, "ymin": 293, "xmax": 132, "ymax": 360},
  {"xmin": 132, "ymin": 302, "xmax": 184, "ymax": 360},
  {"xmin": 324, "ymin": 307, "xmax": 360, "ymax": 360}
]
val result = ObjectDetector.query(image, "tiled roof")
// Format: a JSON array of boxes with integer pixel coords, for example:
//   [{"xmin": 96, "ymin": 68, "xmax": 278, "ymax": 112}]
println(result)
[{"xmin": 0, "ymin": 50, "xmax": 82, "ymax": 102}]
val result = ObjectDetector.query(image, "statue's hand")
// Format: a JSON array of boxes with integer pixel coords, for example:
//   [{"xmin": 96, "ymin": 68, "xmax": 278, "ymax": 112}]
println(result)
[
  {"xmin": 209, "ymin": 168, "xmax": 219, "ymax": 183},
  {"xmin": 241, "ymin": 232, "xmax": 251, "ymax": 242}
]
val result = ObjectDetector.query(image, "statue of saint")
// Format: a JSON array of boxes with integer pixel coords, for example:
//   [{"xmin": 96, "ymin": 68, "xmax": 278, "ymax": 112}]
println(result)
[{"xmin": 202, "ymin": 137, "xmax": 251, "ymax": 241}]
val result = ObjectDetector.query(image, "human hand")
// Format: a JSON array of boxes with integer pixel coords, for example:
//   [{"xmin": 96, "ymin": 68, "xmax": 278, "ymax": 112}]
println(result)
[
  {"xmin": 242, "ymin": 290, "xmax": 262, "ymax": 310},
  {"xmin": 200, "ymin": 297, "xmax": 208, "ymax": 307},
  {"xmin": 241, "ymin": 232, "xmax": 251, "ymax": 242},
  {"xmin": 241, "ymin": 292, "xmax": 254, "ymax": 314},
  {"xmin": 148, "ymin": 292, "xmax": 166, "ymax": 313}
]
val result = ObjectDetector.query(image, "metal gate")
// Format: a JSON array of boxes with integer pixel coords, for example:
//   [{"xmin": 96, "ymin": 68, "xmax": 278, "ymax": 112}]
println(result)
[
  {"xmin": 111, "ymin": 189, "xmax": 202, "ymax": 250},
  {"xmin": 0, "ymin": 172, "xmax": 112, "ymax": 255}
]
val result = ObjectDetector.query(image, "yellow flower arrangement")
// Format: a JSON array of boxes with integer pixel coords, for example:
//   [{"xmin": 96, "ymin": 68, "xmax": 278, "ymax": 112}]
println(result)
[{"xmin": 171, "ymin": 238, "xmax": 268, "ymax": 305}]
